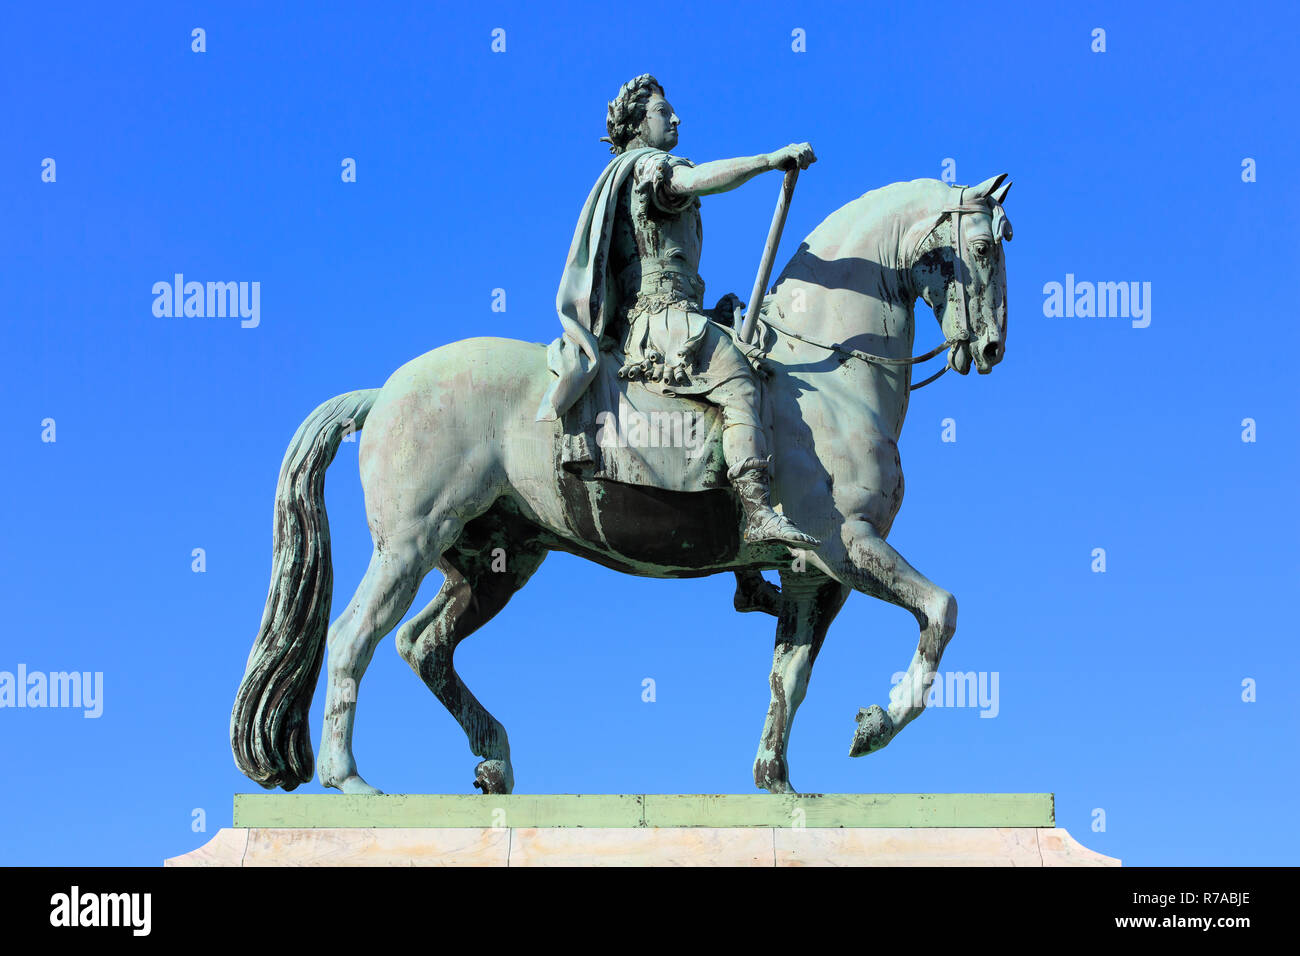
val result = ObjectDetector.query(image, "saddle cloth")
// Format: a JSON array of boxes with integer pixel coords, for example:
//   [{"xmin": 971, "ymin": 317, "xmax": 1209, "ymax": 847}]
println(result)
[{"xmin": 554, "ymin": 343, "xmax": 729, "ymax": 493}]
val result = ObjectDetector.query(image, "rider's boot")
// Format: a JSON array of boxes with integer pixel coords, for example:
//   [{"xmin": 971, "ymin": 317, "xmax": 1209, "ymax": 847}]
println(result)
[{"xmin": 728, "ymin": 455, "xmax": 820, "ymax": 548}]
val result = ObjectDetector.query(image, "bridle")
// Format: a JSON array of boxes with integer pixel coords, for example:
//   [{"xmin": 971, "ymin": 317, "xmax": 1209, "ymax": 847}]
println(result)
[{"xmin": 759, "ymin": 186, "xmax": 1010, "ymax": 391}]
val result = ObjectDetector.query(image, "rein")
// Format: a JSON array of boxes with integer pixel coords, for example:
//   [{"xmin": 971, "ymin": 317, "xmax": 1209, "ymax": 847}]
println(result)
[{"xmin": 759, "ymin": 314, "xmax": 951, "ymax": 391}]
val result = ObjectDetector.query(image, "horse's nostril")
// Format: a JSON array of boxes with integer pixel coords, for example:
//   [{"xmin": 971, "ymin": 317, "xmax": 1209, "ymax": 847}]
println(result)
[{"xmin": 983, "ymin": 342, "xmax": 1000, "ymax": 363}]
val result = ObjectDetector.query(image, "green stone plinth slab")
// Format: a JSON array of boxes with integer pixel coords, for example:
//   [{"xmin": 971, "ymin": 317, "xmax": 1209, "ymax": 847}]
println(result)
[{"xmin": 231, "ymin": 793, "xmax": 1054, "ymax": 830}]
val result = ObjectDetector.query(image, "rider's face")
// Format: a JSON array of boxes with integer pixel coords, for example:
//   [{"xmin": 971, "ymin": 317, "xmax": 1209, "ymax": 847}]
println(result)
[{"xmin": 639, "ymin": 94, "xmax": 679, "ymax": 150}]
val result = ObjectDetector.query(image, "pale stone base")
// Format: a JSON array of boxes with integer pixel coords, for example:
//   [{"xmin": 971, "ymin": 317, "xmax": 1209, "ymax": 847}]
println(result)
[{"xmin": 166, "ymin": 826, "xmax": 1118, "ymax": 867}]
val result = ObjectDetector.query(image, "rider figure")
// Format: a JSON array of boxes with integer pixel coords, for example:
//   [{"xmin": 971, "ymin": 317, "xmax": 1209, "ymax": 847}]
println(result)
[{"xmin": 598, "ymin": 73, "xmax": 819, "ymax": 549}]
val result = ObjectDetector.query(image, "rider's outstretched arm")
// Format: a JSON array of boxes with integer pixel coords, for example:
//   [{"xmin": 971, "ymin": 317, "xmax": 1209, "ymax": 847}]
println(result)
[{"xmin": 670, "ymin": 143, "xmax": 816, "ymax": 197}]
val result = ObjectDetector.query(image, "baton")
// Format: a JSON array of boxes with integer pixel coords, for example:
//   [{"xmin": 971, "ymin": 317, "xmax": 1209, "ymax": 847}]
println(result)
[{"xmin": 739, "ymin": 165, "xmax": 799, "ymax": 345}]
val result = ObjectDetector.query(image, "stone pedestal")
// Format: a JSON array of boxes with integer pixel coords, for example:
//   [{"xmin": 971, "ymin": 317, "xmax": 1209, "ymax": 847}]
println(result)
[{"xmin": 166, "ymin": 793, "xmax": 1118, "ymax": 867}]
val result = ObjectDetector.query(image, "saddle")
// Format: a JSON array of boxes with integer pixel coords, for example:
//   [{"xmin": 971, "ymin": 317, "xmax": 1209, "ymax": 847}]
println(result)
[
  {"xmin": 555, "ymin": 345, "xmax": 729, "ymax": 493},
  {"xmin": 548, "ymin": 297, "xmax": 780, "ymax": 493}
]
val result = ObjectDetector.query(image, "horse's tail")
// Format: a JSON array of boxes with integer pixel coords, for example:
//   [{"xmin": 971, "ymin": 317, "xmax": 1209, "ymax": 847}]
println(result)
[{"xmin": 230, "ymin": 388, "xmax": 380, "ymax": 790}]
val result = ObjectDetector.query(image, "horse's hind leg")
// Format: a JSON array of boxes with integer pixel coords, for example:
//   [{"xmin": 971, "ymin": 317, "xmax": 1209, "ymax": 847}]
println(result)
[
  {"xmin": 753, "ymin": 570, "xmax": 849, "ymax": 793},
  {"xmin": 318, "ymin": 544, "xmax": 427, "ymax": 794},
  {"xmin": 734, "ymin": 569, "xmax": 781, "ymax": 616},
  {"xmin": 395, "ymin": 537, "xmax": 547, "ymax": 795}
]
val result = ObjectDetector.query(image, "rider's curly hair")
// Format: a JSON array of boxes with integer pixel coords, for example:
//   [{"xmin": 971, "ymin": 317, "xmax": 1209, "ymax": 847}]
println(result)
[{"xmin": 601, "ymin": 74, "xmax": 665, "ymax": 155}]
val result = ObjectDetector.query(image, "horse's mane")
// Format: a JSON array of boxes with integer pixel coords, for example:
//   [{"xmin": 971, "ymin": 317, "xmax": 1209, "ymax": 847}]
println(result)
[
  {"xmin": 769, "ymin": 177, "xmax": 952, "ymax": 298},
  {"xmin": 751, "ymin": 178, "xmax": 958, "ymax": 360}
]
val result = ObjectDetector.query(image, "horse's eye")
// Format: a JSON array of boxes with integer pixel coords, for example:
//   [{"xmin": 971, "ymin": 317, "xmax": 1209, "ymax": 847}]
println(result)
[{"xmin": 971, "ymin": 240, "xmax": 990, "ymax": 257}]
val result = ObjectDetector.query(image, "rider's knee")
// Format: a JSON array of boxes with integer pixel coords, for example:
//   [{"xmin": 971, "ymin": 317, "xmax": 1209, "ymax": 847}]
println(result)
[{"xmin": 714, "ymin": 379, "xmax": 762, "ymax": 430}]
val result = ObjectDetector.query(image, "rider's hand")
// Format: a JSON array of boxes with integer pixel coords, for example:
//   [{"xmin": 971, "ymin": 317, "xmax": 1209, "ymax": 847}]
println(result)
[
  {"xmin": 713, "ymin": 293, "xmax": 745, "ymax": 325},
  {"xmin": 770, "ymin": 143, "xmax": 816, "ymax": 172}
]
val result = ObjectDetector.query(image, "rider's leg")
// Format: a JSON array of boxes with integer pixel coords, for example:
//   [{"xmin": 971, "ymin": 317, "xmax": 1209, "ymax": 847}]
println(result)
[{"xmin": 713, "ymin": 376, "xmax": 820, "ymax": 548}]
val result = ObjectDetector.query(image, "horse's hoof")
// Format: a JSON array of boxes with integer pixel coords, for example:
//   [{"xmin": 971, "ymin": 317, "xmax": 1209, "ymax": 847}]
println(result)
[
  {"xmin": 849, "ymin": 705, "xmax": 895, "ymax": 757},
  {"xmin": 754, "ymin": 755, "xmax": 798, "ymax": 794},
  {"xmin": 473, "ymin": 759, "xmax": 514, "ymax": 795},
  {"xmin": 338, "ymin": 774, "xmax": 384, "ymax": 795},
  {"xmin": 734, "ymin": 573, "xmax": 781, "ymax": 617}
]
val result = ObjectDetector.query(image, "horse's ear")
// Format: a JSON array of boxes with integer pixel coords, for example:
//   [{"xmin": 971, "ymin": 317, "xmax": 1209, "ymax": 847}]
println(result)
[
  {"xmin": 970, "ymin": 173, "xmax": 1008, "ymax": 199},
  {"xmin": 989, "ymin": 179, "xmax": 1012, "ymax": 205}
]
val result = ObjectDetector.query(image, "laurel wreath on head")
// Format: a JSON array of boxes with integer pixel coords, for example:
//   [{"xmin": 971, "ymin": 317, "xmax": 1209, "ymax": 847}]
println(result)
[{"xmin": 601, "ymin": 73, "xmax": 664, "ymax": 154}]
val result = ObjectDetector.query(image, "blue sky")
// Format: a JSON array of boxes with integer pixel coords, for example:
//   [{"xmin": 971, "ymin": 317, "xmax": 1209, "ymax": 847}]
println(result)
[{"xmin": 1, "ymin": 1, "xmax": 1296, "ymax": 866}]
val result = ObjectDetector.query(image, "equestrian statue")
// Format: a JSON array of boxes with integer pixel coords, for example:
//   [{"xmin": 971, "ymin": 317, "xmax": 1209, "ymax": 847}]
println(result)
[{"xmin": 231, "ymin": 74, "xmax": 1015, "ymax": 795}]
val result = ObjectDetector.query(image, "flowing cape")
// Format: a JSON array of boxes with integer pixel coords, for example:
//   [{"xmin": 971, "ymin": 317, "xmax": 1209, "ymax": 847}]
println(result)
[{"xmin": 535, "ymin": 146, "xmax": 659, "ymax": 422}]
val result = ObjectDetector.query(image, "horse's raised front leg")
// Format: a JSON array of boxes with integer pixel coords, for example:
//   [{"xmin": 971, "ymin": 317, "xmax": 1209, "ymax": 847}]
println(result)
[
  {"xmin": 395, "ymin": 537, "xmax": 547, "ymax": 795},
  {"xmin": 753, "ymin": 570, "xmax": 849, "ymax": 793},
  {"xmin": 811, "ymin": 518, "xmax": 958, "ymax": 758}
]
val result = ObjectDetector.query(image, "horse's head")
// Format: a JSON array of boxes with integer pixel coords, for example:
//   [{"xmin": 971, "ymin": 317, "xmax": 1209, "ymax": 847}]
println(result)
[{"xmin": 907, "ymin": 174, "xmax": 1013, "ymax": 375}]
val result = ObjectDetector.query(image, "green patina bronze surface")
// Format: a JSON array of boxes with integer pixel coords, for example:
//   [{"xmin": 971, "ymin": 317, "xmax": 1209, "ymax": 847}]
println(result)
[
  {"xmin": 234, "ymin": 793, "xmax": 1053, "ymax": 829},
  {"xmin": 229, "ymin": 73, "xmax": 1016, "ymax": 798}
]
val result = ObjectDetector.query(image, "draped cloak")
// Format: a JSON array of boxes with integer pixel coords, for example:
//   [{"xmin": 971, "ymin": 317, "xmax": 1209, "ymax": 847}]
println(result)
[{"xmin": 535, "ymin": 146, "xmax": 658, "ymax": 422}]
